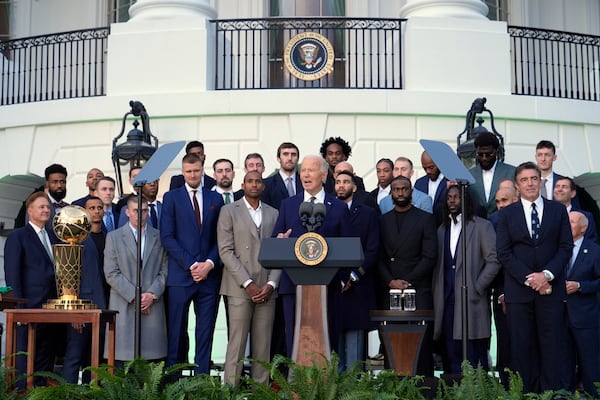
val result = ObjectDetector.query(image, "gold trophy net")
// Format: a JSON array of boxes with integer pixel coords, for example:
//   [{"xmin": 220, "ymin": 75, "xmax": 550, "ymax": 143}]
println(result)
[{"xmin": 43, "ymin": 206, "xmax": 97, "ymax": 310}]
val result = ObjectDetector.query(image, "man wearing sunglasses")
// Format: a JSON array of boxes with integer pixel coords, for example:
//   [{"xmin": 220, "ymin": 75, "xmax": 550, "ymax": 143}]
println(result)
[{"xmin": 468, "ymin": 132, "xmax": 516, "ymax": 217}]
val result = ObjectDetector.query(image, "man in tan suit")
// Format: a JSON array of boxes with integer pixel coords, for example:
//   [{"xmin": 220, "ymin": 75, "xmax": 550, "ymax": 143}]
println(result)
[{"xmin": 218, "ymin": 171, "xmax": 280, "ymax": 386}]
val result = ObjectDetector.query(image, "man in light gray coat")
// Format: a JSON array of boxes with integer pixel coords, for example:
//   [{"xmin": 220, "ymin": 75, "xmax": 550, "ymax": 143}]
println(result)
[
  {"xmin": 218, "ymin": 171, "xmax": 280, "ymax": 386},
  {"xmin": 432, "ymin": 185, "xmax": 500, "ymax": 374},
  {"xmin": 104, "ymin": 195, "xmax": 168, "ymax": 362}
]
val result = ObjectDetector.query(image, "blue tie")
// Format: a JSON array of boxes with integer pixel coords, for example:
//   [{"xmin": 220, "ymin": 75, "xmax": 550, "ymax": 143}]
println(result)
[
  {"xmin": 105, "ymin": 209, "xmax": 115, "ymax": 231},
  {"xmin": 531, "ymin": 203, "xmax": 540, "ymax": 241},
  {"xmin": 149, "ymin": 203, "xmax": 158, "ymax": 228}
]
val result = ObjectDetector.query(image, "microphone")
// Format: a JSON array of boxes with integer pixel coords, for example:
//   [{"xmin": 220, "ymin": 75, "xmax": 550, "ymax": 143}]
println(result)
[
  {"xmin": 312, "ymin": 203, "xmax": 326, "ymax": 231},
  {"xmin": 299, "ymin": 202, "xmax": 313, "ymax": 231}
]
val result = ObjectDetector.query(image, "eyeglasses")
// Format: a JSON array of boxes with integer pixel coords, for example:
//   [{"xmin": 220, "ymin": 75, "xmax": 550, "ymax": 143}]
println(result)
[{"xmin": 477, "ymin": 151, "xmax": 496, "ymax": 158}]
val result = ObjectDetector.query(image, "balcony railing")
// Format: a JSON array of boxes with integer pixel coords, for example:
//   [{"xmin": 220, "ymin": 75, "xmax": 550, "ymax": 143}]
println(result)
[
  {"xmin": 0, "ymin": 27, "xmax": 109, "ymax": 106},
  {"xmin": 509, "ymin": 26, "xmax": 600, "ymax": 101},
  {"xmin": 1, "ymin": 22, "xmax": 600, "ymax": 105},
  {"xmin": 212, "ymin": 18, "xmax": 405, "ymax": 90}
]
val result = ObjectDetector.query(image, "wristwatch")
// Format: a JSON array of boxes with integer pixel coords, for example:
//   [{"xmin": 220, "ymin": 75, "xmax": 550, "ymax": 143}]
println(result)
[{"xmin": 543, "ymin": 270, "xmax": 553, "ymax": 281}]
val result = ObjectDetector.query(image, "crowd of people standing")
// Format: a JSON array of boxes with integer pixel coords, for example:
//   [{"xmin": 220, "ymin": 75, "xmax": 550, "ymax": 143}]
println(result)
[{"xmin": 4, "ymin": 135, "xmax": 600, "ymax": 396}]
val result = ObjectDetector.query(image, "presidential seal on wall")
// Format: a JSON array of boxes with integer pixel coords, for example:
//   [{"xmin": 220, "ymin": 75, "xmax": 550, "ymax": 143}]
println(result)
[
  {"xmin": 294, "ymin": 232, "xmax": 328, "ymax": 266},
  {"xmin": 284, "ymin": 32, "xmax": 335, "ymax": 81}
]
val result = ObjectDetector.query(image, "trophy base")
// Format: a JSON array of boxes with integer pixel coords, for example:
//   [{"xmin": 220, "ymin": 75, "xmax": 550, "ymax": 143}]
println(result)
[{"xmin": 43, "ymin": 299, "xmax": 97, "ymax": 310}]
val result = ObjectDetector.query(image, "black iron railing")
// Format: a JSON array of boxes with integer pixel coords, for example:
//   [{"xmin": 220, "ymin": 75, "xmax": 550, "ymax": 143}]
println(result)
[
  {"xmin": 509, "ymin": 26, "xmax": 600, "ymax": 101},
  {"xmin": 212, "ymin": 18, "xmax": 405, "ymax": 90},
  {"xmin": 0, "ymin": 27, "xmax": 109, "ymax": 105}
]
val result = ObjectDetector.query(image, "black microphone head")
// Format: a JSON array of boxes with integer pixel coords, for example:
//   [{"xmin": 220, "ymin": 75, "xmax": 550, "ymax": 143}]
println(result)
[
  {"xmin": 313, "ymin": 203, "xmax": 326, "ymax": 219},
  {"xmin": 299, "ymin": 202, "xmax": 314, "ymax": 218}
]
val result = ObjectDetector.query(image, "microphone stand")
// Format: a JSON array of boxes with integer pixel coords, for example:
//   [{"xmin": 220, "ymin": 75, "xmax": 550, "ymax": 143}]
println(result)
[
  {"xmin": 458, "ymin": 180, "xmax": 470, "ymax": 362},
  {"xmin": 134, "ymin": 182, "xmax": 145, "ymax": 359}
]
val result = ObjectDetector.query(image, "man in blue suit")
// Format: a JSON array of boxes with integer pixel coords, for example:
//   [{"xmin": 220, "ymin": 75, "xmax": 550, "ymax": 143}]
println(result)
[
  {"xmin": 4, "ymin": 192, "xmax": 60, "ymax": 389},
  {"xmin": 554, "ymin": 176, "xmax": 597, "ymax": 242},
  {"xmin": 95, "ymin": 176, "xmax": 119, "ymax": 232},
  {"xmin": 272, "ymin": 155, "xmax": 351, "ymax": 357},
  {"xmin": 469, "ymin": 132, "xmax": 516, "ymax": 217},
  {"xmin": 565, "ymin": 211, "xmax": 600, "ymax": 397},
  {"xmin": 160, "ymin": 153, "xmax": 224, "ymax": 375},
  {"xmin": 496, "ymin": 161, "xmax": 573, "ymax": 393},
  {"xmin": 262, "ymin": 142, "xmax": 303, "ymax": 209}
]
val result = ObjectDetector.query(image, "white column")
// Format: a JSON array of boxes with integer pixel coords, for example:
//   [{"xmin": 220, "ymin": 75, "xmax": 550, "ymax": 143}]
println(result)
[
  {"xmin": 399, "ymin": 0, "xmax": 511, "ymax": 95},
  {"xmin": 400, "ymin": 0, "xmax": 489, "ymax": 20},
  {"xmin": 106, "ymin": 0, "xmax": 217, "ymax": 95}
]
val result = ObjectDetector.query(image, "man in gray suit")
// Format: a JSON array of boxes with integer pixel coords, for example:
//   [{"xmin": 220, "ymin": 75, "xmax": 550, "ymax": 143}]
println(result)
[
  {"xmin": 468, "ymin": 132, "xmax": 515, "ymax": 217},
  {"xmin": 103, "ymin": 195, "xmax": 168, "ymax": 363},
  {"xmin": 218, "ymin": 171, "xmax": 280, "ymax": 386}
]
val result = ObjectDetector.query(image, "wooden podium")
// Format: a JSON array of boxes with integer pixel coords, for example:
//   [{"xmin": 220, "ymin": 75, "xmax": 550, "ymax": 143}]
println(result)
[
  {"xmin": 259, "ymin": 237, "xmax": 363, "ymax": 366},
  {"xmin": 370, "ymin": 310, "xmax": 434, "ymax": 376}
]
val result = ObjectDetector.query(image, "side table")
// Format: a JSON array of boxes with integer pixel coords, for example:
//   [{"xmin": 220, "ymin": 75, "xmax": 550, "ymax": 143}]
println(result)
[{"xmin": 4, "ymin": 309, "xmax": 117, "ymax": 389}]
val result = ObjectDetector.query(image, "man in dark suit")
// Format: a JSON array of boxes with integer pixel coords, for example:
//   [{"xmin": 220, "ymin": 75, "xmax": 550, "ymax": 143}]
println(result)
[
  {"xmin": 62, "ymin": 234, "xmax": 107, "ymax": 383},
  {"xmin": 115, "ymin": 166, "xmax": 142, "ymax": 214},
  {"xmin": 369, "ymin": 158, "xmax": 394, "ymax": 208},
  {"xmin": 262, "ymin": 142, "xmax": 303, "ymax": 209},
  {"xmin": 378, "ymin": 176, "xmax": 437, "ymax": 376},
  {"xmin": 535, "ymin": 140, "xmax": 563, "ymax": 201},
  {"xmin": 160, "ymin": 154, "xmax": 224, "ymax": 374},
  {"xmin": 565, "ymin": 211, "xmax": 600, "ymax": 397},
  {"xmin": 261, "ymin": 142, "xmax": 302, "ymax": 360},
  {"xmin": 72, "ymin": 168, "xmax": 104, "ymax": 207},
  {"xmin": 4, "ymin": 192, "xmax": 60, "ymax": 389},
  {"xmin": 496, "ymin": 161, "xmax": 573, "ymax": 393},
  {"xmin": 319, "ymin": 136, "xmax": 365, "ymax": 193},
  {"xmin": 272, "ymin": 155, "xmax": 351, "ymax": 356},
  {"xmin": 169, "ymin": 141, "xmax": 217, "ymax": 190},
  {"xmin": 554, "ymin": 176, "xmax": 597, "ymax": 242},
  {"xmin": 42, "ymin": 163, "xmax": 69, "ymax": 230},
  {"xmin": 212, "ymin": 158, "xmax": 243, "ymax": 204},
  {"xmin": 469, "ymin": 132, "xmax": 516, "ymax": 217},
  {"xmin": 332, "ymin": 170, "xmax": 379, "ymax": 371},
  {"xmin": 415, "ymin": 151, "xmax": 448, "ymax": 221},
  {"xmin": 333, "ymin": 161, "xmax": 378, "ymax": 212}
]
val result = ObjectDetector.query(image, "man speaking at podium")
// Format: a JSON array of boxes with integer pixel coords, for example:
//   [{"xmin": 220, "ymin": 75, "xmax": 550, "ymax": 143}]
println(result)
[{"xmin": 272, "ymin": 155, "xmax": 352, "ymax": 357}]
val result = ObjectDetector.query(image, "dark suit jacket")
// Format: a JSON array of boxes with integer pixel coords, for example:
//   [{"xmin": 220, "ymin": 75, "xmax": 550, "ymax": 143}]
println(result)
[
  {"xmin": 4, "ymin": 224, "xmax": 57, "ymax": 308},
  {"xmin": 353, "ymin": 189, "xmax": 380, "ymax": 213},
  {"xmin": 469, "ymin": 161, "xmax": 516, "ymax": 217},
  {"xmin": 160, "ymin": 185, "xmax": 224, "ymax": 291},
  {"xmin": 323, "ymin": 170, "xmax": 365, "ymax": 194},
  {"xmin": 261, "ymin": 172, "xmax": 303, "ymax": 209},
  {"xmin": 334, "ymin": 201, "xmax": 379, "ymax": 331},
  {"xmin": 378, "ymin": 206, "xmax": 437, "ymax": 308},
  {"xmin": 496, "ymin": 198, "xmax": 573, "ymax": 303},
  {"xmin": 71, "ymin": 195, "xmax": 92, "ymax": 208},
  {"xmin": 169, "ymin": 174, "xmax": 216, "ymax": 191},
  {"xmin": 271, "ymin": 192, "xmax": 352, "ymax": 294},
  {"xmin": 566, "ymin": 238, "xmax": 600, "ymax": 329},
  {"xmin": 414, "ymin": 175, "xmax": 448, "ymax": 213}
]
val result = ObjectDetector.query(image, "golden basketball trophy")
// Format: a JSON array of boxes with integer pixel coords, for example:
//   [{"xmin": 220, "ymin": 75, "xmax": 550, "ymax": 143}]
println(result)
[{"xmin": 43, "ymin": 205, "xmax": 96, "ymax": 310}]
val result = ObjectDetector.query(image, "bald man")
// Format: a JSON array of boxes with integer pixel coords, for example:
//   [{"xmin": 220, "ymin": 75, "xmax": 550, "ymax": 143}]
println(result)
[{"xmin": 565, "ymin": 211, "xmax": 600, "ymax": 397}]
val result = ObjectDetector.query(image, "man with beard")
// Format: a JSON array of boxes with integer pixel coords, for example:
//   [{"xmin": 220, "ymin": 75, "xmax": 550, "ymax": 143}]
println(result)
[
  {"xmin": 380, "ymin": 157, "xmax": 433, "ymax": 214},
  {"xmin": 333, "ymin": 161, "xmax": 378, "ymax": 211},
  {"xmin": 415, "ymin": 151, "xmax": 449, "ymax": 216},
  {"xmin": 262, "ymin": 142, "xmax": 303, "ymax": 209},
  {"xmin": 72, "ymin": 168, "xmax": 104, "ymax": 207},
  {"xmin": 468, "ymin": 132, "xmax": 515, "ymax": 217},
  {"xmin": 38, "ymin": 163, "xmax": 69, "ymax": 230},
  {"xmin": 212, "ymin": 159, "xmax": 241, "ymax": 205},
  {"xmin": 332, "ymin": 170, "xmax": 379, "ymax": 370},
  {"xmin": 432, "ymin": 185, "xmax": 499, "ymax": 374},
  {"xmin": 319, "ymin": 136, "xmax": 365, "ymax": 193},
  {"xmin": 378, "ymin": 176, "xmax": 437, "ymax": 376}
]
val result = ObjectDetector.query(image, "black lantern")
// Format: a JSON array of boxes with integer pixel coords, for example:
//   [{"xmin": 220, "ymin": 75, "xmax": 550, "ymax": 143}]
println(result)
[
  {"xmin": 456, "ymin": 97, "xmax": 504, "ymax": 169},
  {"xmin": 112, "ymin": 100, "xmax": 159, "ymax": 198}
]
